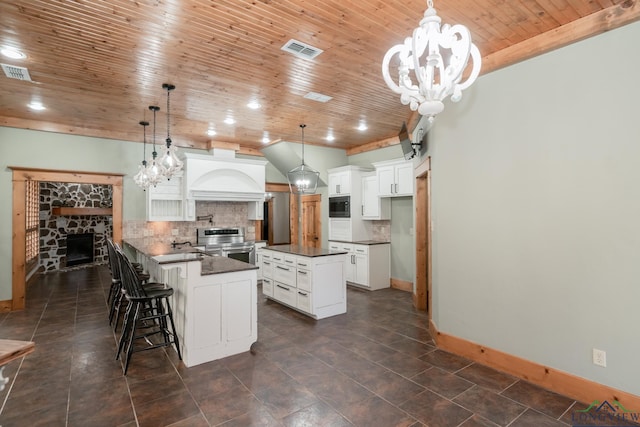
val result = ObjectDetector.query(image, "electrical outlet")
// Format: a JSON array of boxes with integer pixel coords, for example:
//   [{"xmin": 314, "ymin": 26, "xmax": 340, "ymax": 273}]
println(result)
[
  {"xmin": 172, "ymin": 229, "xmax": 179, "ymax": 236},
  {"xmin": 592, "ymin": 348, "xmax": 607, "ymax": 367}
]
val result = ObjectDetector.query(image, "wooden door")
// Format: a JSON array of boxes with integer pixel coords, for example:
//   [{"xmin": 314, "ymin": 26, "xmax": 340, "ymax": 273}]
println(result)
[{"xmin": 301, "ymin": 194, "xmax": 321, "ymax": 248}]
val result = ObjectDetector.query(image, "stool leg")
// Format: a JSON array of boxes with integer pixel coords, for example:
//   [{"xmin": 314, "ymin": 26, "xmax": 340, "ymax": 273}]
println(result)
[
  {"xmin": 116, "ymin": 300, "xmax": 134, "ymax": 360},
  {"xmin": 123, "ymin": 303, "xmax": 141, "ymax": 375},
  {"xmin": 164, "ymin": 299, "xmax": 182, "ymax": 360}
]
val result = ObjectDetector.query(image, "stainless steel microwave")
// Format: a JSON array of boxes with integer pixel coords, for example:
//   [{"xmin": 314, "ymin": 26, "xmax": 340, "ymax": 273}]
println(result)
[{"xmin": 329, "ymin": 196, "xmax": 350, "ymax": 218}]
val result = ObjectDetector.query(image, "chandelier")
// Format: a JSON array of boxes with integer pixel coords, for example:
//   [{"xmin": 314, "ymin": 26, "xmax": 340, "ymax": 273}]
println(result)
[
  {"xmin": 157, "ymin": 83, "xmax": 183, "ymax": 179},
  {"xmin": 381, "ymin": 0, "xmax": 481, "ymax": 120},
  {"xmin": 133, "ymin": 120, "xmax": 151, "ymax": 190},
  {"xmin": 287, "ymin": 124, "xmax": 319, "ymax": 194}
]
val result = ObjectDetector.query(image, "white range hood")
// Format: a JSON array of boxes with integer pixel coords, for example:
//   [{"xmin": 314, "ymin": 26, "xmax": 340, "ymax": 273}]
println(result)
[{"xmin": 184, "ymin": 152, "xmax": 267, "ymax": 202}]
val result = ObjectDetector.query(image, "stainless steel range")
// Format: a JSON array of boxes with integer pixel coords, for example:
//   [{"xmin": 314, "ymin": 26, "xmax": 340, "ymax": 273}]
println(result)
[{"xmin": 196, "ymin": 227, "xmax": 256, "ymax": 265}]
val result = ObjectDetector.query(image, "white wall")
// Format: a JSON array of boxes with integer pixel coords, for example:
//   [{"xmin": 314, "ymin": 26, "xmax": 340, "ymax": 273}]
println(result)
[{"xmin": 424, "ymin": 22, "xmax": 640, "ymax": 396}]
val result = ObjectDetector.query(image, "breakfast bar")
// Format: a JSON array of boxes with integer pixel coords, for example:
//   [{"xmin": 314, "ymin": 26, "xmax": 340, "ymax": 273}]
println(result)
[{"xmin": 123, "ymin": 240, "xmax": 258, "ymax": 368}]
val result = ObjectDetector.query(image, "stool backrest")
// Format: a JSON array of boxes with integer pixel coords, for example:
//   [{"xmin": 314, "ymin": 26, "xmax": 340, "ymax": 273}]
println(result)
[
  {"xmin": 115, "ymin": 246, "xmax": 147, "ymax": 299},
  {"xmin": 106, "ymin": 239, "xmax": 121, "ymax": 283}
]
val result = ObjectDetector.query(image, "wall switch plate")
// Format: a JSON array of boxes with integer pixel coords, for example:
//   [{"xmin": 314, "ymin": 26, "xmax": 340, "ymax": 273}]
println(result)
[{"xmin": 592, "ymin": 348, "xmax": 607, "ymax": 367}]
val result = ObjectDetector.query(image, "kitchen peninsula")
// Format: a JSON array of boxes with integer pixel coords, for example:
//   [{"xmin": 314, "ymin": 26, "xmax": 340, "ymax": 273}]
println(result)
[
  {"xmin": 123, "ymin": 239, "xmax": 258, "ymax": 368},
  {"xmin": 260, "ymin": 244, "xmax": 348, "ymax": 319}
]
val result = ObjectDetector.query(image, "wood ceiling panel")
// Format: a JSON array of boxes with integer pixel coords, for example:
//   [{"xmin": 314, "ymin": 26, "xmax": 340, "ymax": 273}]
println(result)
[{"xmin": 0, "ymin": 0, "xmax": 638, "ymax": 152}]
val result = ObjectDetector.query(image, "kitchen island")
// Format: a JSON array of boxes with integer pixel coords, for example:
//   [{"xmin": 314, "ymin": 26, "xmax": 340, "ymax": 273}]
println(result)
[
  {"xmin": 260, "ymin": 244, "xmax": 348, "ymax": 320},
  {"xmin": 123, "ymin": 239, "xmax": 258, "ymax": 368}
]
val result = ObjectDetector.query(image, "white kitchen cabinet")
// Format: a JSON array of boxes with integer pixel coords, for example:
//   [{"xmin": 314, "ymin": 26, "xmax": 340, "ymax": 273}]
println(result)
[
  {"xmin": 361, "ymin": 173, "xmax": 390, "ymax": 220},
  {"xmin": 328, "ymin": 170, "xmax": 351, "ymax": 196},
  {"xmin": 374, "ymin": 159, "xmax": 414, "ymax": 197},
  {"xmin": 146, "ymin": 172, "xmax": 188, "ymax": 221},
  {"xmin": 261, "ymin": 248, "xmax": 346, "ymax": 319},
  {"xmin": 247, "ymin": 201, "xmax": 264, "ymax": 220},
  {"xmin": 329, "ymin": 241, "xmax": 390, "ymax": 290}
]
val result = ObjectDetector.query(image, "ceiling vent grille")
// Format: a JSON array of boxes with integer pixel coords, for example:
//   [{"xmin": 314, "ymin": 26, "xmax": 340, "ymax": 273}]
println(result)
[
  {"xmin": 1, "ymin": 63, "xmax": 32, "ymax": 81},
  {"xmin": 281, "ymin": 39, "xmax": 323, "ymax": 60},
  {"xmin": 304, "ymin": 92, "xmax": 333, "ymax": 103}
]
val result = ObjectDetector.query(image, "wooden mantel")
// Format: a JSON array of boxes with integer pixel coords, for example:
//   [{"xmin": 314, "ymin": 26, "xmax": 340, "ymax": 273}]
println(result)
[{"xmin": 51, "ymin": 207, "xmax": 113, "ymax": 216}]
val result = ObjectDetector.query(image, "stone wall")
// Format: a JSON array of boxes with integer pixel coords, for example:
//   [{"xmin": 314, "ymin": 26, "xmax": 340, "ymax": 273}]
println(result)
[{"xmin": 39, "ymin": 182, "xmax": 113, "ymax": 272}]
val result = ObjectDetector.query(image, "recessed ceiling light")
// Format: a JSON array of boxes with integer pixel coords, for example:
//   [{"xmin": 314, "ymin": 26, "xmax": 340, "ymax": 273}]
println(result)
[
  {"xmin": 262, "ymin": 131, "xmax": 270, "ymax": 144},
  {"xmin": 326, "ymin": 135, "xmax": 335, "ymax": 142},
  {"xmin": 224, "ymin": 117, "xmax": 235, "ymax": 125},
  {"xmin": 247, "ymin": 101, "xmax": 261, "ymax": 110},
  {"xmin": 28, "ymin": 101, "xmax": 45, "ymax": 111},
  {"xmin": 357, "ymin": 123, "xmax": 368, "ymax": 131},
  {"xmin": 207, "ymin": 129, "xmax": 217, "ymax": 137},
  {"xmin": 1, "ymin": 47, "xmax": 26, "ymax": 59}
]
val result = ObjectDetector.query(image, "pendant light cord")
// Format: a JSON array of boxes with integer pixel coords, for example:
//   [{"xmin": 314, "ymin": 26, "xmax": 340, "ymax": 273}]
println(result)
[{"xmin": 300, "ymin": 124, "xmax": 306, "ymax": 165}]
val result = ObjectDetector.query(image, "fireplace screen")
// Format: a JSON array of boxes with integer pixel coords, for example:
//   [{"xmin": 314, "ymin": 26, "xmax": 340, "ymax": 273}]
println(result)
[{"xmin": 66, "ymin": 233, "xmax": 94, "ymax": 267}]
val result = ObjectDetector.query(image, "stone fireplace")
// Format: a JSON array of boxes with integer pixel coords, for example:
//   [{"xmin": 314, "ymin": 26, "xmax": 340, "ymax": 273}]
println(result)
[{"xmin": 39, "ymin": 182, "xmax": 113, "ymax": 272}]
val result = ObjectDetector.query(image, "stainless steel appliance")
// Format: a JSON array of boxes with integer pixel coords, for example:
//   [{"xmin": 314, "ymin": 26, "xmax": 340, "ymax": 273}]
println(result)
[
  {"xmin": 196, "ymin": 227, "xmax": 255, "ymax": 264},
  {"xmin": 329, "ymin": 196, "xmax": 350, "ymax": 218}
]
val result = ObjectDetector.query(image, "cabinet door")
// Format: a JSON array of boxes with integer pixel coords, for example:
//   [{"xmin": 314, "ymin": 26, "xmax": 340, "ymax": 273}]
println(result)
[
  {"xmin": 247, "ymin": 201, "xmax": 264, "ymax": 220},
  {"xmin": 362, "ymin": 175, "xmax": 378, "ymax": 218},
  {"xmin": 377, "ymin": 166, "xmax": 395, "ymax": 197},
  {"xmin": 395, "ymin": 162, "xmax": 414, "ymax": 196},
  {"xmin": 353, "ymin": 253, "xmax": 369, "ymax": 286},
  {"xmin": 328, "ymin": 171, "xmax": 350, "ymax": 196}
]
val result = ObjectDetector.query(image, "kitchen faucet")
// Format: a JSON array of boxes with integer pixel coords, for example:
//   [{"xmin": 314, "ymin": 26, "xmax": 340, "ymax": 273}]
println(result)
[
  {"xmin": 171, "ymin": 241, "xmax": 192, "ymax": 248},
  {"xmin": 196, "ymin": 214, "xmax": 213, "ymax": 224}
]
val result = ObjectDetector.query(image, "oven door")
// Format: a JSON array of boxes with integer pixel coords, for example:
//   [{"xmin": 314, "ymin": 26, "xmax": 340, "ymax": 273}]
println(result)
[{"xmin": 223, "ymin": 245, "xmax": 256, "ymax": 265}]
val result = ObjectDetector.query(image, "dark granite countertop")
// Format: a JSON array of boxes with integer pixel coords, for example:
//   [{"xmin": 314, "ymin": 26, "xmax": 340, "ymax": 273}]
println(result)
[
  {"xmin": 328, "ymin": 240, "xmax": 391, "ymax": 245},
  {"xmin": 264, "ymin": 244, "xmax": 348, "ymax": 257},
  {"xmin": 123, "ymin": 239, "xmax": 200, "ymax": 258},
  {"xmin": 123, "ymin": 239, "xmax": 257, "ymax": 275},
  {"xmin": 200, "ymin": 256, "xmax": 258, "ymax": 275}
]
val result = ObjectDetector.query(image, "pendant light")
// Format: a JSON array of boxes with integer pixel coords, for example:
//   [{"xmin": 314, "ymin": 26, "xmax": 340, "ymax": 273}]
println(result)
[
  {"xmin": 158, "ymin": 83, "xmax": 183, "ymax": 179},
  {"xmin": 145, "ymin": 105, "xmax": 164, "ymax": 187},
  {"xmin": 287, "ymin": 124, "xmax": 319, "ymax": 194},
  {"xmin": 133, "ymin": 119, "xmax": 151, "ymax": 190}
]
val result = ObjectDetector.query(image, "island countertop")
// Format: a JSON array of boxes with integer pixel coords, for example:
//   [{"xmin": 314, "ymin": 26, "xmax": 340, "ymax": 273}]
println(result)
[
  {"xmin": 264, "ymin": 244, "xmax": 348, "ymax": 257},
  {"xmin": 123, "ymin": 239, "xmax": 257, "ymax": 275}
]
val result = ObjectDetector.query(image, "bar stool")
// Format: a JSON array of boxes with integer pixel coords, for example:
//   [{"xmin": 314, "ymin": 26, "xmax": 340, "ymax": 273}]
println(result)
[
  {"xmin": 114, "ymin": 247, "xmax": 182, "ymax": 374},
  {"xmin": 106, "ymin": 239, "xmax": 157, "ymax": 331}
]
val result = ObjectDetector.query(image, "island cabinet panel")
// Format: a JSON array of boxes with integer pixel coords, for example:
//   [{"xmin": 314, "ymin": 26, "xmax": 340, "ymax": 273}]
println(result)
[
  {"xmin": 260, "ymin": 247, "xmax": 346, "ymax": 320},
  {"xmin": 145, "ymin": 256, "xmax": 257, "ymax": 368}
]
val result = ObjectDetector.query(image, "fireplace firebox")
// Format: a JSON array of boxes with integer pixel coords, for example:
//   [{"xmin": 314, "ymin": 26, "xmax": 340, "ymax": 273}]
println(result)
[{"xmin": 66, "ymin": 233, "xmax": 94, "ymax": 267}]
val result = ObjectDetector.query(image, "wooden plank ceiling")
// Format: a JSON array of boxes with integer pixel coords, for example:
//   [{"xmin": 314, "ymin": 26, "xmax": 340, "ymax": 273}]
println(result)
[{"xmin": 0, "ymin": 0, "xmax": 638, "ymax": 153}]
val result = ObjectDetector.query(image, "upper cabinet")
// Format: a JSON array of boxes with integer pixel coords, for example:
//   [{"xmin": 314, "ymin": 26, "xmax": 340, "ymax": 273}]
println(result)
[
  {"xmin": 328, "ymin": 169, "xmax": 351, "ymax": 196},
  {"xmin": 361, "ymin": 173, "xmax": 390, "ymax": 220},
  {"xmin": 373, "ymin": 158, "xmax": 414, "ymax": 197}
]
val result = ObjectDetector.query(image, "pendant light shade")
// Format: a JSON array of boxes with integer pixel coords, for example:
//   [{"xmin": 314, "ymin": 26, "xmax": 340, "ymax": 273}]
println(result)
[
  {"xmin": 158, "ymin": 83, "xmax": 183, "ymax": 179},
  {"xmin": 133, "ymin": 120, "xmax": 151, "ymax": 190},
  {"xmin": 287, "ymin": 124, "xmax": 319, "ymax": 194},
  {"xmin": 145, "ymin": 105, "xmax": 164, "ymax": 187}
]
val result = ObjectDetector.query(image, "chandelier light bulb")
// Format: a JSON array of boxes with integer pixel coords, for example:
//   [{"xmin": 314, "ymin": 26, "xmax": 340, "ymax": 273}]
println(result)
[{"xmin": 381, "ymin": 0, "xmax": 481, "ymax": 119}]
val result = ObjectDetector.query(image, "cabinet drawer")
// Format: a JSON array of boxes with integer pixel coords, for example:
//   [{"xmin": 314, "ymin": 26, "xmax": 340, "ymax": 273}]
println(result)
[
  {"xmin": 271, "ymin": 253, "xmax": 284, "ymax": 263},
  {"xmin": 262, "ymin": 277, "xmax": 273, "ymax": 297},
  {"xmin": 261, "ymin": 251, "xmax": 272, "ymax": 261},
  {"xmin": 283, "ymin": 255, "xmax": 297, "ymax": 267},
  {"xmin": 273, "ymin": 264, "xmax": 296, "ymax": 286},
  {"xmin": 296, "ymin": 289, "xmax": 312, "ymax": 313},
  {"xmin": 296, "ymin": 258, "xmax": 310, "ymax": 269},
  {"xmin": 262, "ymin": 260, "xmax": 273, "ymax": 278},
  {"xmin": 274, "ymin": 282, "xmax": 296, "ymax": 307},
  {"xmin": 296, "ymin": 268, "xmax": 311, "ymax": 291},
  {"xmin": 353, "ymin": 245, "xmax": 369, "ymax": 255}
]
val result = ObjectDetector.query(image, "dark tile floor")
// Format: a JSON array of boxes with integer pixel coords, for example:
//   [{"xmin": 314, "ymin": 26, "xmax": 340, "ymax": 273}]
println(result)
[{"xmin": 0, "ymin": 266, "xmax": 587, "ymax": 426}]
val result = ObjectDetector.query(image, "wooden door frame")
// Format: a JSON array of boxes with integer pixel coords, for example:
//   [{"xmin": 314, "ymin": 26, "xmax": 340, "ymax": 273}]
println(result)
[
  {"xmin": 414, "ymin": 158, "xmax": 431, "ymax": 315},
  {"xmin": 8, "ymin": 167, "xmax": 123, "ymax": 311}
]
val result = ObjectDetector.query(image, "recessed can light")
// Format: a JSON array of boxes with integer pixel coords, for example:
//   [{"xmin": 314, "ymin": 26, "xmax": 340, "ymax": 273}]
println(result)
[
  {"xmin": 28, "ymin": 101, "xmax": 45, "ymax": 111},
  {"xmin": 247, "ymin": 101, "xmax": 261, "ymax": 110},
  {"xmin": 1, "ymin": 47, "xmax": 27, "ymax": 59},
  {"xmin": 224, "ymin": 117, "xmax": 235, "ymax": 125},
  {"xmin": 207, "ymin": 129, "xmax": 216, "ymax": 137}
]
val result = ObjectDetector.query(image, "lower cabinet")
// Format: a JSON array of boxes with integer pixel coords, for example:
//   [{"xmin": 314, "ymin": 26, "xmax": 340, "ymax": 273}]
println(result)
[
  {"xmin": 328, "ymin": 241, "xmax": 390, "ymax": 290},
  {"xmin": 260, "ymin": 249, "xmax": 346, "ymax": 319}
]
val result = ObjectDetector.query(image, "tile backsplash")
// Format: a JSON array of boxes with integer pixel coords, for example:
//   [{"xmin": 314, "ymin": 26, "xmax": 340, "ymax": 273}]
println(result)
[{"xmin": 124, "ymin": 201, "xmax": 255, "ymax": 244}]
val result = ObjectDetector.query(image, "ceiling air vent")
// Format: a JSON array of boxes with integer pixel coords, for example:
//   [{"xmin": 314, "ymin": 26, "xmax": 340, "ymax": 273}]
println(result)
[
  {"xmin": 281, "ymin": 39, "xmax": 323, "ymax": 60},
  {"xmin": 304, "ymin": 92, "xmax": 332, "ymax": 103},
  {"xmin": 1, "ymin": 63, "xmax": 32, "ymax": 81}
]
